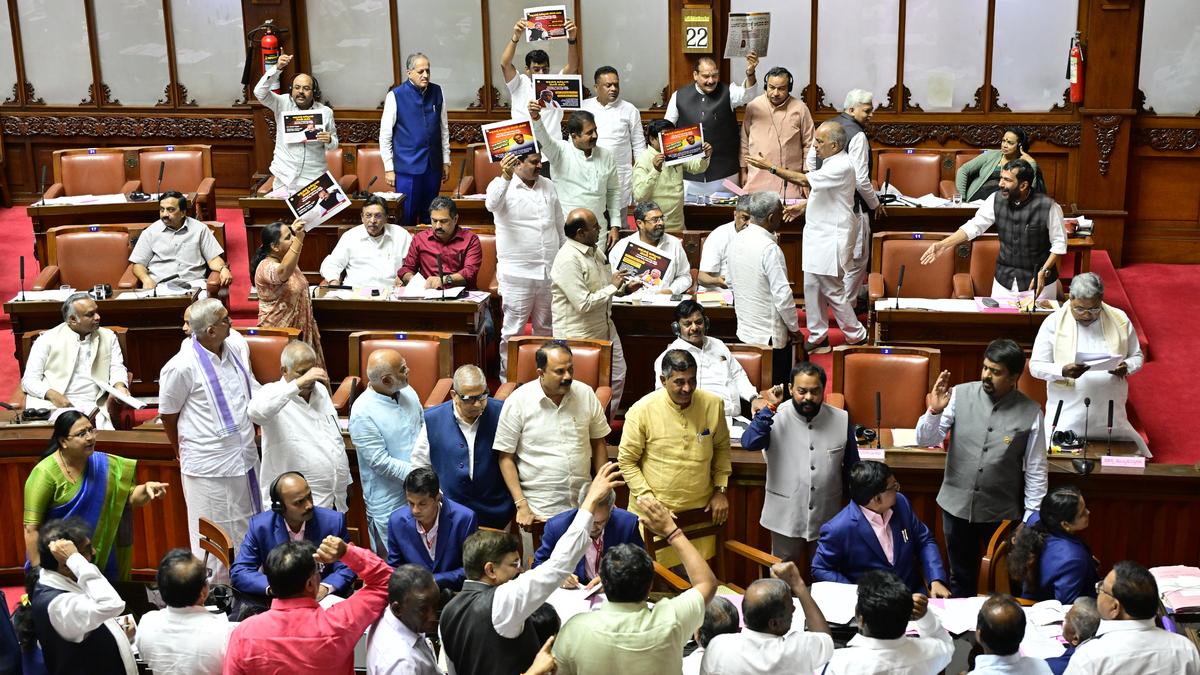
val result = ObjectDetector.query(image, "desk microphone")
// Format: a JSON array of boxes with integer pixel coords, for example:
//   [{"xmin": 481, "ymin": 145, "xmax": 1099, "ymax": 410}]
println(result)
[
  {"xmin": 152, "ymin": 273, "xmax": 180, "ymax": 297},
  {"xmin": 895, "ymin": 264, "xmax": 906, "ymax": 309},
  {"xmin": 874, "ymin": 391, "xmax": 883, "ymax": 449},
  {"xmin": 879, "ymin": 168, "xmax": 898, "ymax": 205},
  {"xmin": 18, "ymin": 256, "xmax": 25, "ymax": 301},
  {"xmin": 355, "ymin": 175, "xmax": 378, "ymax": 199},
  {"xmin": 453, "ymin": 156, "xmax": 467, "ymax": 198},
  {"xmin": 37, "ymin": 165, "xmax": 48, "ymax": 206},
  {"xmin": 1073, "ymin": 397, "xmax": 1095, "ymax": 475},
  {"xmin": 155, "ymin": 160, "xmax": 165, "ymax": 199},
  {"xmin": 437, "ymin": 253, "xmax": 446, "ymax": 301},
  {"xmin": 1106, "ymin": 399, "xmax": 1114, "ymax": 456}
]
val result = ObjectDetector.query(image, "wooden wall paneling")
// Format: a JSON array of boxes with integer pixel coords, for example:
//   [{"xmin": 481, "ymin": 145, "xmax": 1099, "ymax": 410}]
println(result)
[
  {"xmin": 4, "ymin": 0, "xmax": 30, "ymax": 106},
  {"xmin": 1124, "ymin": 152, "xmax": 1200, "ymax": 263},
  {"xmin": 80, "ymin": 0, "xmax": 105, "ymax": 107}
]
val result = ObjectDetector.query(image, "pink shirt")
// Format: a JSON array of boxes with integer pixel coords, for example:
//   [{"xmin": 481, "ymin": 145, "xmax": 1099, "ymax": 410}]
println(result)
[
  {"xmin": 584, "ymin": 532, "xmax": 604, "ymax": 580},
  {"xmin": 858, "ymin": 505, "xmax": 894, "ymax": 564},
  {"xmin": 223, "ymin": 544, "xmax": 391, "ymax": 675}
]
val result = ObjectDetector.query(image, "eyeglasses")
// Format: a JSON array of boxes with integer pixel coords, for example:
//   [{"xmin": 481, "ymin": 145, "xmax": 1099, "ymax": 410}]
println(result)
[
  {"xmin": 641, "ymin": 216, "xmax": 665, "ymax": 224},
  {"xmin": 1095, "ymin": 581, "xmax": 1112, "ymax": 598},
  {"xmin": 70, "ymin": 427, "xmax": 97, "ymax": 439},
  {"xmin": 1072, "ymin": 305, "xmax": 1103, "ymax": 316},
  {"xmin": 455, "ymin": 391, "xmax": 489, "ymax": 404}
]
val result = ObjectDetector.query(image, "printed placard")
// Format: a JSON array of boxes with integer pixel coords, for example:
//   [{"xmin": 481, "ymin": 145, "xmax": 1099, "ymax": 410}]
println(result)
[
  {"xmin": 481, "ymin": 119, "xmax": 539, "ymax": 163},
  {"xmin": 286, "ymin": 171, "xmax": 350, "ymax": 230},
  {"xmin": 724, "ymin": 12, "xmax": 771, "ymax": 58},
  {"xmin": 282, "ymin": 111, "xmax": 324, "ymax": 144},
  {"xmin": 524, "ymin": 5, "xmax": 567, "ymax": 41},
  {"xmin": 533, "ymin": 74, "xmax": 582, "ymax": 109},
  {"xmin": 660, "ymin": 124, "xmax": 705, "ymax": 167}
]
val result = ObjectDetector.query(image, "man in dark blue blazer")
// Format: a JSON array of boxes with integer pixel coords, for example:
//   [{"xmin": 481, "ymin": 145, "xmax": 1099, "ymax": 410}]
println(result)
[
  {"xmin": 387, "ymin": 467, "xmax": 478, "ymax": 591},
  {"xmin": 812, "ymin": 460, "xmax": 951, "ymax": 597},
  {"xmin": 532, "ymin": 482, "xmax": 643, "ymax": 588},
  {"xmin": 230, "ymin": 472, "xmax": 356, "ymax": 612}
]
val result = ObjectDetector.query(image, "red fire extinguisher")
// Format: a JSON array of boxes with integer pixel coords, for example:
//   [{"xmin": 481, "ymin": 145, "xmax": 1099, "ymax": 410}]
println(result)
[
  {"xmin": 246, "ymin": 20, "xmax": 285, "ymax": 94},
  {"xmin": 1068, "ymin": 32, "xmax": 1084, "ymax": 104},
  {"xmin": 261, "ymin": 27, "xmax": 280, "ymax": 74}
]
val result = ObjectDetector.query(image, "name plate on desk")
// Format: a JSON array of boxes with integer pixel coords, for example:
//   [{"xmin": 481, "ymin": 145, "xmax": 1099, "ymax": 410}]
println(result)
[
  {"xmin": 859, "ymin": 448, "xmax": 886, "ymax": 460},
  {"xmin": 1102, "ymin": 455, "xmax": 1146, "ymax": 469}
]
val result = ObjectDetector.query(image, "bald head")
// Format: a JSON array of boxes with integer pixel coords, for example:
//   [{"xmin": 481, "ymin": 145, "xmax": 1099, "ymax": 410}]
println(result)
[
  {"xmin": 743, "ymin": 578, "xmax": 794, "ymax": 635},
  {"xmin": 564, "ymin": 208, "xmax": 601, "ymax": 245},
  {"xmin": 814, "ymin": 121, "xmax": 847, "ymax": 159},
  {"xmin": 977, "ymin": 594, "xmax": 1026, "ymax": 656},
  {"xmin": 366, "ymin": 349, "xmax": 409, "ymax": 395}
]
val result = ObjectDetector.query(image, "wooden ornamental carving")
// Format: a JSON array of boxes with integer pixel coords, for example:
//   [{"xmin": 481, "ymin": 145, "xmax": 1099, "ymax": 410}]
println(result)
[
  {"xmin": 1, "ymin": 114, "xmax": 255, "ymax": 139},
  {"xmin": 10, "ymin": 82, "xmax": 44, "ymax": 106},
  {"xmin": 882, "ymin": 84, "xmax": 919, "ymax": 113},
  {"xmin": 449, "ymin": 122, "xmax": 484, "ymax": 144},
  {"xmin": 1135, "ymin": 128, "xmax": 1200, "ymax": 152},
  {"xmin": 490, "ymin": 86, "xmax": 505, "ymax": 109},
  {"xmin": 469, "ymin": 85, "xmax": 487, "ymax": 110},
  {"xmin": 1135, "ymin": 88, "xmax": 1156, "ymax": 115},
  {"xmin": 649, "ymin": 85, "xmax": 671, "ymax": 111},
  {"xmin": 962, "ymin": 85, "xmax": 1009, "ymax": 113},
  {"xmin": 157, "ymin": 83, "xmax": 197, "ymax": 107},
  {"xmin": 81, "ymin": 83, "xmax": 119, "ymax": 106},
  {"xmin": 1092, "ymin": 115, "xmax": 1122, "ymax": 176},
  {"xmin": 1049, "ymin": 88, "xmax": 1072, "ymax": 113},
  {"xmin": 865, "ymin": 122, "xmax": 1081, "ymax": 148}
]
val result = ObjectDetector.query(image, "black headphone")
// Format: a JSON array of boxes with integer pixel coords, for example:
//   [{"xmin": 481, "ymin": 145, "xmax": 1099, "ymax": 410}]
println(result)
[
  {"xmin": 269, "ymin": 471, "xmax": 307, "ymax": 514},
  {"xmin": 671, "ymin": 314, "xmax": 711, "ymax": 337},
  {"xmin": 766, "ymin": 66, "xmax": 793, "ymax": 93},
  {"xmin": 1051, "ymin": 430, "xmax": 1084, "ymax": 450}
]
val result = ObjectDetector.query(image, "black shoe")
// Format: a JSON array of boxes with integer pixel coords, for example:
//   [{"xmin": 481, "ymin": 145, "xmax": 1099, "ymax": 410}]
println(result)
[{"xmin": 804, "ymin": 336, "xmax": 831, "ymax": 354}]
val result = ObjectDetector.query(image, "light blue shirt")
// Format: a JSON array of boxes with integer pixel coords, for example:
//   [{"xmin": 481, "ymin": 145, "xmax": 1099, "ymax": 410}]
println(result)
[
  {"xmin": 349, "ymin": 387, "xmax": 423, "ymax": 522},
  {"xmin": 970, "ymin": 653, "xmax": 1054, "ymax": 674}
]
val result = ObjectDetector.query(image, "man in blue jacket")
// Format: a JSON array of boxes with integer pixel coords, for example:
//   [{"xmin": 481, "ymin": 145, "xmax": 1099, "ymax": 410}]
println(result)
[
  {"xmin": 532, "ymin": 481, "xmax": 642, "ymax": 588},
  {"xmin": 230, "ymin": 472, "xmax": 355, "ymax": 617},
  {"xmin": 387, "ymin": 467, "xmax": 478, "ymax": 591},
  {"xmin": 811, "ymin": 460, "xmax": 951, "ymax": 597},
  {"xmin": 380, "ymin": 52, "xmax": 450, "ymax": 225}
]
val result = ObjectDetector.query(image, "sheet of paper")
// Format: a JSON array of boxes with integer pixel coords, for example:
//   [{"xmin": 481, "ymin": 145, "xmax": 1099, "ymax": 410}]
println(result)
[
  {"xmin": 10, "ymin": 289, "xmax": 80, "ymax": 302},
  {"xmin": 422, "ymin": 286, "xmax": 465, "ymax": 300},
  {"xmin": 721, "ymin": 178, "xmax": 747, "ymax": 196},
  {"xmin": 809, "ymin": 582, "xmax": 859, "ymax": 624},
  {"xmin": 404, "ymin": 273, "xmax": 427, "ymax": 295},
  {"xmin": 913, "ymin": 193, "xmax": 952, "ymax": 208},
  {"xmin": 1027, "ymin": 599, "xmax": 1065, "ymax": 626},
  {"xmin": 1076, "ymin": 352, "xmax": 1123, "ymax": 371},
  {"xmin": 90, "ymin": 378, "xmax": 145, "ymax": 409},
  {"xmin": 928, "ymin": 596, "xmax": 988, "ymax": 634},
  {"xmin": 547, "ymin": 587, "xmax": 601, "ymax": 625},
  {"xmin": 1019, "ymin": 620, "xmax": 1066, "ymax": 659},
  {"xmin": 874, "ymin": 298, "xmax": 981, "ymax": 312},
  {"xmin": 890, "ymin": 428, "xmax": 918, "ymax": 447}
]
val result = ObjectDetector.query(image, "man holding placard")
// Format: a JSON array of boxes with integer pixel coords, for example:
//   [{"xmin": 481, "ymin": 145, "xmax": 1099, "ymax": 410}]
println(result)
[
  {"xmin": 254, "ymin": 53, "xmax": 338, "ymax": 191},
  {"xmin": 499, "ymin": 11, "xmax": 580, "ymax": 173}
]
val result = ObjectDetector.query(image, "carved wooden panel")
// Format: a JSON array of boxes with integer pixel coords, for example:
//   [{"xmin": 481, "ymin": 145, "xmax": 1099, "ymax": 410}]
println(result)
[
  {"xmin": 1135, "ymin": 128, "xmax": 1200, "ymax": 152},
  {"xmin": 1, "ymin": 114, "xmax": 255, "ymax": 139},
  {"xmin": 866, "ymin": 122, "xmax": 1081, "ymax": 148},
  {"xmin": 1092, "ymin": 115, "xmax": 1123, "ymax": 176}
]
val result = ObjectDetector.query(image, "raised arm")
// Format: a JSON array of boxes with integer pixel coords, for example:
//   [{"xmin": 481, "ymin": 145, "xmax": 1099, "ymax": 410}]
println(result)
[{"xmin": 499, "ymin": 19, "xmax": 526, "ymax": 84}]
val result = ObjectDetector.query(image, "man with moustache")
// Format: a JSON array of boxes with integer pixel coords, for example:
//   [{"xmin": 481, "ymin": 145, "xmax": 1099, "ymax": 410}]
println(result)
[
  {"xmin": 582, "ymin": 66, "xmax": 645, "ymax": 212},
  {"xmin": 230, "ymin": 472, "xmax": 355, "ymax": 617},
  {"xmin": 653, "ymin": 300, "xmax": 763, "ymax": 417},
  {"xmin": 741, "ymin": 66, "xmax": 814, "ymax": 201},
  {"xmin": 319, "ymin": 194, "xmax": 412, "ymax": 289},
  {"xmin": 632, "ymin": 119, "xmax": 713, "ymax": 233},
  {"xmin": 381, "ymin": 53, "xmax": 450, "ymax": 225},
  {"xmin": 130, "ymin": 191, "xmax": 233, "ymax": 295},
  {"xmin": 365, "ymin": 565, "xmax": 442, "ymax": 675},
  {"xmin": 916, "ymin": 338, "xmax": 1048, "ymax": 597},
  {"xmin": 607, "ymin": 200, "xmax": 693, "ymax": 296},
  {"xmin": 254, "ymin": 53, "xmax": 338, "ymax": 190},
  {"xmin": 398, "ymin": 196, "xmax": 483, "ymax": 290},
  {"xmin": 920, "ymin": 159, "xmax": 1066, "ymax": 302},
  {"xmin": 695, "ymin": 193, "xmax": 751, "ymax": 290},
  {"xmin": 741, "ymin": 361, "xmax": 859, "ymax": 567}
]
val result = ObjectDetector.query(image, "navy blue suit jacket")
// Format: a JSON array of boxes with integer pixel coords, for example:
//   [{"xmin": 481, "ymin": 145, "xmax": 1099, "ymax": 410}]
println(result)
[
  {"xmin": 811, "ymin": 492, "xmax": 947, "ymax": 593},
  {"xmin": 1021, "ymin": 512, "xmax": 1100, "ymax": 604},
  {"xmin": 1045, "ymin": 645, "xmax": 1076, "ymax": 675},
  {"xmin": 387, "ymin": 496, "xmax": 477, "ymax": 590},
  {"xmin": 230, "ymin": 507, "xmax": 355, "ymax": 596},
  {"xmin": 532, "ymin": 507, "xmax": 643, "ymax": 583}
]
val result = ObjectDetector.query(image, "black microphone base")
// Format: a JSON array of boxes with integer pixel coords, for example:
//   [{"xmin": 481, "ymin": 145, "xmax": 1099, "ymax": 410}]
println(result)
[{"xmin": 1071, "ymin": 458, "xmax": 1096, "ymax": 475}]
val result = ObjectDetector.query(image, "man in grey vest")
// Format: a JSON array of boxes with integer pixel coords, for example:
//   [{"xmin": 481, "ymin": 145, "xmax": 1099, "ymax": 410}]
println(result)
[
  {"xmin": 741, "ymin": 361, "xmax": 859, "ymax": 570},
  {"xmin": 915, "ymin": 338, "xmax": 1048, "ymax": 597},
  {"xmin": 920, "ymin": 159, "xmax": 1066, "ymax": 303},
  {"xmin": 665, "ymin": 54, "xmax": 759, "ymax": 200}
]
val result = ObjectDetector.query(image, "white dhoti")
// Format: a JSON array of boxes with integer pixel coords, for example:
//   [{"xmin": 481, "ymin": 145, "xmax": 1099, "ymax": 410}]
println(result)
[
  {"xmin": 804, "ymin": 272, "xmax": 867, "ymax": 344},
  {"xmin": 842, "ymin": 212, "xmax": 871, "ymax": 301},
  {"xmin": 609, "ymin": 320, "xmax": 626, "ymax": 415},
  {"xmin": 616, "ymin": 163, "xmax": 634, "ymax": 216},
  {"xmin": 498, "ymin": 275, "xmax": 554, "ymax": 381},
  {"xmin": 182, "ymin": 470, "xmax": 262, "ymax": 583}
]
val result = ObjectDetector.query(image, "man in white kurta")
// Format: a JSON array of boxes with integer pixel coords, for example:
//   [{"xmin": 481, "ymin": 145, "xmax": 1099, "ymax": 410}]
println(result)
[
  {"xmin": 247, "ymin": 341, "xmax": 351, "ymax": 511},
  {"xmin": 159, "ymin": 299, "xmax": 261, "ymax": 582},
  {"xmin": 254, "ymin": 53, "xmax": 337, "ymax": 190},
  {"xmin": 1029, "ymin": 273, "xmax": 1147, "ymax": 456},
  {"xmin": 653, "ymin": 300, "xmax": 761, "ymax": 417},
  {"xmin": 22, "ymin": 293, "xmax": 130, "ymax": 430},
  {"xmin": 696, "ymin": 196, "xmax": 751, "ymax": 291},
  {"xmin": 319, "ymin": 195, "xmax": 411, "ymax": 289},
  {"xmin": 751, "ymin": 121, "xmax": 867, "ymax": 353},
  {"xmin": 607, "ymin": 201, "xmax": 693, "ymax": 297},
  {"xmin": 581, "ymin": 67, "xmax": 646, "ymax": 214},
  {"xmin": 485, "ymin": 151, "xmax": 564, "ymax": 378},
  {"xmin": 497, "ymin": 16, "xmax": 580, "ymax": 166}
]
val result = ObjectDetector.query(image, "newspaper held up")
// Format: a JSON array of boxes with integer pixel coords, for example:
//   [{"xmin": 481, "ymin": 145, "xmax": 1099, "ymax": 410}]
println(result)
[
  {"xmin": 724, "ymin": 12, "xmax": 770, "ymax": 58},
  {"xmin": 659, "ymin": 124, "xmax": 706, "ymax": 167},
  {"xmin": 524, "ymin": 5, "xmax": 568, "ymax": 42},
  {"xmin": 481, "ymin": 119, "xmax": 539, "ymax": 163},
  {"xmin": 533, "ymin": 74, "xmax": 582, "ymax": 109},
  {"xmin": 282, "ymin": 111, "xmax": 324, "ymax": 144},
  {"xmin": 286, "ymin": 171, "xmax": 351, "ymax": 230}
]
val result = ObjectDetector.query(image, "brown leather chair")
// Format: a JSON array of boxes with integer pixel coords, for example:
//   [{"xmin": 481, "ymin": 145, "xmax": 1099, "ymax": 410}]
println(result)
[
  {"xmin": 729, "ymin": 344, "xmax": 772, "ymax": 392},
  {"xmin": 355, "ymin": 145, "xmax": 389, "ymax": 195},
  {"xmin": 476, "ymin": 232, "xmax": 500, "ymax": 296},
  {"xmin": 126, "ymin": 221, "xmax": 228, "ymax": 299},
  {"xmin": 137, "ymin": 145, "xmax": 216, "ymax": 219},
  {"xmin": 13, "ymin": 327, "xmax": 133, "ymax": 428},
  {"xmin": 494, "ymin": 336, "xmax": 613, "ymax": 411},
  {"xmin": 455, "ymin": 145, "xmax": 505, "ymax": 196},
  {"xmin": 1017, "ymin": 359, "xmax": 1047, "ymax": 410},
  {"xmin": 966, "ymin": 235, "xmax": 1000, "ymax": 297},
  {"xmin": 867, "ymin": 232, "xmax": 969, "ymax": 301},
  {"xmin": 256, "ymin": 146, "xmax": 357, "ymax": 195},
  {"xmin": 939, "ymin": 151, "xmax": 985, "ymax": 198},
  {"xmin": 45, "ymin": 148, "xmax": 140, "ymax": 199},
  {"xmin": 977, "ymin": 519, "xmax": 1033, "ymax": 604},
  {"xmin": 234, "ymin": 326, "xmax": 300, "ymax": 384},
  {"xmin": 332, "ymin": 331, "xmax": 455, "ymax": 413},
  {"xmin": 644, "ymin": 508, "xmax": 779, "ymax": 594},
  {"xmin": 32, "ymin": 225, "xmax": 137, "ymax": 291},
  {"xmin": 827, "ymin": 345, "xmax": 941, "ymax": 430},
  {"xmin": 875, "ymin": 152, "xmax": 942, "ymax": 198},
  {"xmin": 198, "ymin": 517, "xmax": 235, "ymax": 571}
]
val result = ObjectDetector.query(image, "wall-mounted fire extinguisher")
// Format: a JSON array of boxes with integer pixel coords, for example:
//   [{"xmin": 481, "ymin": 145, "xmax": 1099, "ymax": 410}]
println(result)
[
  {"xmin": 1068, "ymin": 32, "xmax": 1084, "ymax": 104},
  {"xmin": 245, "ymin": 20, "xmax": 288, "ymax": 95}
]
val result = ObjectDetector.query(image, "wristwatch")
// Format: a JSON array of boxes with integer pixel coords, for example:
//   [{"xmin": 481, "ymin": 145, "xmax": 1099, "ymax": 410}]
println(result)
[
  {"xmin": 715, "ymin": 486, "xmax": 727, "ymax": 494},
  {"xmin": 770, "ymin": 166, "xmax": 778, "ymax": 175}
]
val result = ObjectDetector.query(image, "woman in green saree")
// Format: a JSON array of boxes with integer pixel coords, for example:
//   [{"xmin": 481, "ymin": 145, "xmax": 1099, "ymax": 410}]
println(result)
[{"xmin": 22, "ymin": 410, "xmax": 169, "ymax": 581}]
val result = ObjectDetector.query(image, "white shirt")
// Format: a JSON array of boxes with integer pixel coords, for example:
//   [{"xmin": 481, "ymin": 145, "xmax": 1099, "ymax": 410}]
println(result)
[
  {"xmin": 319, "ymin": 223, "xmax": 413, "ymax": 288},
  {"xmin": 417, "ymin": 506, "xmax": 440, "ymax": 558},
  {"xmin": 508, "ymin": 72, "xmax": 563, "ymax": 160},
  {"xmin": 580, "ymin": 97, "xmax": 646, "ymax": 172},
  {"xmin": 136, "ymin": 605, "xmax": 235, "ymax": 675},
  {"xmin": 493, "ymin": 379, "xmax": 610, "ymax": 517},
  {"xmin": 485, "ymin": 174, "xmax": 565, "ymax": 281},
  {"xmin": 379, "ymin": 86, "xmax": 450, "ymax": 172},
  {"xmin": 531, "ymin": 116, "xmax": 623, "ymax": 231},
  {"xmin": 970, "ymin": 653, "xmax": 1053, "ymax": 674},
  {"xmin": 411, "ymin": 406, "xmax": 481, "ymax": 479},
  {"xmin": 700, "ymin": 627, "xmax": 834, "ymax": 674},
  {"xmin": 607, "ymin": 232, "xmax": 693, "ymax": 296},
  {"xmin": 915, "ymin": 387, "xmax": 1048, "ymax": 521},
  {"xmin": 683, "ymin": 647, "xmax": 705, "ymax": 675},
  {"xmin": 654, "ymin": 337, "xmax": 757, "ymax": 417},
  {"xmin": 803, "ymin": 150, "xmax": 859, "ymax": 277},
  {"xmin": 23, "ymin": 328, "xmax": 127, "ymax": 407},
  {"xmin": 1063, "ymin": 618, "xmax": 1200, "ymax": 675},
  {"xmin": 729, "ymin": 223, "xmax": 800, "ymax": 347},
  {"xmin": 825, "ymin": 610, "xmax": 954, "ymax": 675},
  {"xmin": 158, "ymin": 338, "xmax": 259, "ymax": 478},
  {"xmin": 960, "ymin": 193, "xmax": 1068, "ymax": 255},
  {"xmin": 248, "ymin": 378, "xmax": 352, "ymax": 511},
  {"xmin": 665, "ymin": 82, "xmax": 757, "ymax": 124},
  {"xmin": 254, "ymin": 65, "xmax": 338, "ymax": 188},
  {"xmin": 367, "ymin": 609, "xmax": 442, "ymax": 675},
  {"xmin": 38, "ymin": 553, "xmax": 136, "ymax": 674},
  {"xmin": 698, "ymin": 221, "xmax": 738, "ymax": 289}
]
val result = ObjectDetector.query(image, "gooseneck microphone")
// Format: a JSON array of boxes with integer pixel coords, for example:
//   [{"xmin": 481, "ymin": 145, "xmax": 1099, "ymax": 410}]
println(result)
[
  {"xmin": 1106, "ymin": 399, "xmax": 1114, "ymax": 456},
  {"xmin": 895, "ymin": 264, "xmax": 906, "ymax": 310},
  {"xmin": 155, "ymin": 160, "xmax": 166, "ymax": 198},
  {"xmin": 18, "ymin": 256, "xmax": 25, "ymax": 301},
  {"xmin": 437, "ymin": 253, "xmax": 446, "ymax": 301},
  {"xmin": 152, "ymin": 273, "xmax": 180, "ymax": 297},
  {"xmin": 1072, "ymin": 397, "xmax": 1095, "ymax": 475},
  {"xmin": 38, "ymin": 165, "xmax": 48, "ymax": 206},
  {"xmin": 874, "ymin": 391, "xmax": 882, "ymax": 449},
  {"xmin": 356, "ymin": 175, "xmax": 378, "ymax": 199}
]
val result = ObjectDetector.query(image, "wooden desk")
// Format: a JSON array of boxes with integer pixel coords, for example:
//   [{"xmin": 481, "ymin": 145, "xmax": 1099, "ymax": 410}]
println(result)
[
  {"xmin": 310, "ymin": 292, "xmax": 491, "ymax": 383},
  {"xmin": 27, "ymin": 196, "xmax": 196, "ymax": 266},
  {"xmin": 873, "ymin": 307, "xmax": 1046, "ymax": 383},
  {"xmin": 4, "ymin": 293, "xmax": 194, "ymax": 396},
  {"xmin": 240, "ymin": 196, "xmax": 407, "ymax": 285}
]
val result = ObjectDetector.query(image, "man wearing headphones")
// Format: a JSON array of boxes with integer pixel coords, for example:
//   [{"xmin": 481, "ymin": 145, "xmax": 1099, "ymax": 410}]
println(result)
[
  {"xmin": 653, "ymin": 299, "xmax": 766, "ymax": 418},
  {"xmin": 230, "ymin": 472, "xmax": 355, "ymax": 618},
  {"xmin": 740, "ymin": 66, "xmax": 814, "ymax": 201}
]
